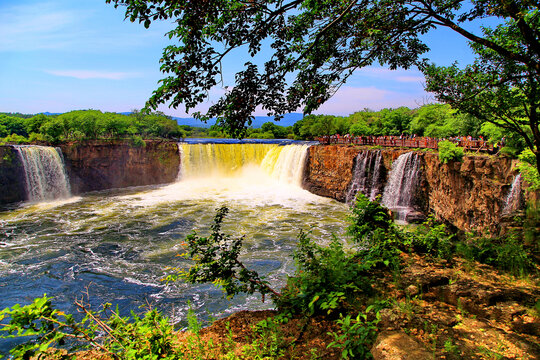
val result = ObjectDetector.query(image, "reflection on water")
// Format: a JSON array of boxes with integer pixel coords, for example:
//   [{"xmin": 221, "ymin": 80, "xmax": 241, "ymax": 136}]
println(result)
[{"xmin": 0, "ymin": 166, "xmax": 348, "ymax": 352}]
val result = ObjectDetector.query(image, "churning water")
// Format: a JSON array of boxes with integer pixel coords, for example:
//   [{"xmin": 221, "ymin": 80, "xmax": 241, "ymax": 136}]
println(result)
[{"xmin": 0, "ymin": 142, "xmax": 348, "ymax": 353}]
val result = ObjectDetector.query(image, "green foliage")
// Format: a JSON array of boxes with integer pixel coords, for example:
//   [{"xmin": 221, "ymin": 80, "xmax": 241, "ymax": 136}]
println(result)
[
  {"xmin": 277, "ymin": 232, "xmax": 373, "ymax": 316},
  {"xmin": 456, "ymin": 234, "xmax": 534, "ymax": 277},
  {"xmin": 0, "ymin": 110, "xmax": 187, "ymax": 144},
  {"xmin": 517, "ymin": 149, "xmax": 540, "ymax": 191},
  {"xmin": 327, "ymin": 306, "xmax": 381, "ymax": 359},
  {"xmin": 0, "ymin": 133, "xmax": 29, "ymax": 144},
  {"xmin": 347, "ymin": 194, "xmax": 402, "ymax": 270},
  {"xmin": 347, "ymin": 194, "xmax": 392, "ymax": 244},
  {"xmin": 175, "ymin": 206, "xmax": 279, "ymax": 301},
  {"xmin": 411, "ymin": 217, "xmax": 455, "ymax": 260},
  {"xmin": 438, "ymin": 140, "xmax": 464, "ymax": 164},
  {"xmin": 0, "ymin": 295, "xmax": 182, "ymax": 360},
  {"xmin": 243, "ymin": 317, "xmax": 287, "ymax": 359},
  {"xmin": 131, "ymin": 135, "xmax": 146, "ymax": 147},
  {"xmin": 424, "ymin": 10, "xmax": 540, "ymax": 174}
]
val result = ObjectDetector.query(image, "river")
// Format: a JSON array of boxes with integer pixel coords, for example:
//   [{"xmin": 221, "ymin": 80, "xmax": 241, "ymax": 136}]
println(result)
[{"xmin": 0, "ymin": 141, "xmax": 349, "ymax": 353}]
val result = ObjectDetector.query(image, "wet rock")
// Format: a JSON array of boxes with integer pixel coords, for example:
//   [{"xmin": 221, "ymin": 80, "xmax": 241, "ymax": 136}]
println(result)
[
  {"xmin": 405, "ymin": 211, "xmax": 426, "ymax": 224},
  {"xmin": 371, "ymin": 331, "xmax": 432, "ymax": 360}
]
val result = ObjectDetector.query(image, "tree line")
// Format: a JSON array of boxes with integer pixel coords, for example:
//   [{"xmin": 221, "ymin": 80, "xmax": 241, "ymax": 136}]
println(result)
[
  {"xmin": 0, "ymin": 110, "xmax": 187, "ymax": 144},
  {"xmin": 0, "ymin": 104, "xmax": 528, "ymax": 157}
]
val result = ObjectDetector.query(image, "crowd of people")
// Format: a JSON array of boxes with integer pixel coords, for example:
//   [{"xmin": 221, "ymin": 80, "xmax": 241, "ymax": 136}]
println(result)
[{"xmin": 316, "ymin": 134, "xmax": 505, "ymax": 153}]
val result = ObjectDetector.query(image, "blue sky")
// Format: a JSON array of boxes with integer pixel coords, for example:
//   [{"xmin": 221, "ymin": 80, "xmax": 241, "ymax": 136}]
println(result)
[{"xmin": 0, "ymin": 0, "xmax": 499, "ymax": 118}]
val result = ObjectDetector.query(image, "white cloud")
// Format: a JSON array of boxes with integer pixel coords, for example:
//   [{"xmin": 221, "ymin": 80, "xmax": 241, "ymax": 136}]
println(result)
[
  {"xmin": 396, "ymin": 76, "xmax": 425, "ymax": 83},
  {"xmin": 314, "ymin": 86, "xmax": 424, "ymax": 115},
  {"xmin": 356, "ymin": 66, "xmax": 425, "ymax": 83},
  {"xmin": 0, "ymin": 3, "xmax": 79, "ymax": 51},
  {"xmin": 45, "ymin": 69, "xmax": 141, "ymax": 80}
]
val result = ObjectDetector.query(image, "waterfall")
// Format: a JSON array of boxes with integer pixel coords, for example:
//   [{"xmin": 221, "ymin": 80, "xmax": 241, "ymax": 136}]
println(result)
[
  {"xmin": 177, "ymin": 142, "xmax": 310, "ymax": 186},
  {"xmin": 178, "ymin": 143, "xmax": 276, "ymax": 178},
  {"xmin": 346, "ymin": 150, "xmax": 384, "ymax": 204},
  {"xmin": 15, "ymin": 145, "xmax": 71, "ymax": 202},
  {"xmin": 381, "ymin": 152, "xmax": 421, "ymax": 221},
  {"xmin": 502, "ymin": 174, "xmax": 522, "ymax": 215}
]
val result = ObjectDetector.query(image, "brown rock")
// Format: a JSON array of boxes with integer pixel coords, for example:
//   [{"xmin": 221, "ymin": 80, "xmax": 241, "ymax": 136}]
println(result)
[
  {"xmin": 371, "ymin": 331, "xmax": 432, "ymax": 360},
  {"xmin": 59, "ymin": 140, "xmax": 180, "ymax": 194}
]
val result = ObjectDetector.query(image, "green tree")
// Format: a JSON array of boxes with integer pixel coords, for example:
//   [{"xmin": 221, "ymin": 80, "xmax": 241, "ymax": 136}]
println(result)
[
  {"xmin": 424, "ymin": 9, "xmax": 540, "ymax": 173},
  {"xmin": 108, "ymin": 0, "xmax": 539, "ymax": 157}
]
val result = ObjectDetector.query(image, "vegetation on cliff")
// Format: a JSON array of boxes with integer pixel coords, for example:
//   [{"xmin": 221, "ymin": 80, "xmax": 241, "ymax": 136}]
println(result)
[{"xmin": 1, "ymin": 195, "xmax": 537, "ymax": 359}]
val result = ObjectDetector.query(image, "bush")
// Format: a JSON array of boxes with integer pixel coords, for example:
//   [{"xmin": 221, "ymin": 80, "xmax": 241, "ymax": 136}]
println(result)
[
  {"xmin": 438, "ymin": 140, "xmax": 464, "ymax": 164},
  {"xmin": 131, "ymin": 135, "xmax": 146, "ymax": 147},
  {"xmin": 0, "ymin": 295, "xmax": 181, "ymax": 360},
  {"xmin": 348, "ymin": 194, "xmax": 403, "ymax": 270},
  {"xmin": 277, "ymin": 232, "xmax": 373, "ymax": 316},
  {"xmin": 1, "ymin": 133, "xmax": 30, "ymax": 144},
  {"xmin": 456, "ymin": 234, "xmax": 534, "ymax": 277},
  {"xmin": 411, "ymin": 216, "xmax": 455, "ymax": 260},
  {"xmin": 517, "ymin": 149, "xmax": 539, "ymax": 191}
]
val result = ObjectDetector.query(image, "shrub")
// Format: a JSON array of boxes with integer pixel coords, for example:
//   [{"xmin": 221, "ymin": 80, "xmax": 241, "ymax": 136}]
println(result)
[
  {"xmin": 348, "ymin": 194, "xmax": 403, "ymax": 270},
  {"xmin": 0, "ymin": 133, "xmax": 29, "ymax": 144},
  {"xmin": 517, "ymin": 149, "xmax": 539, "ymax": 191},
  {"xmin": 277, "ymin": 232, "xmax": 373, "ymax": 316},
  {"xmin": 411, "ymin": 216, "xmax": 455, "ymax": 260},
  {"xmin": 0, "ymin": 295, "xmax": 181, "ymax": 360},
  {"xmin": 131, "ymin": 135, "xmax": 146, "ymax": 147},
  {"xmin": 438, "ymin": 140, "xmax": 464, "ymax": 164},
  {"xmin": 327, "ymin": 306, "xmax": 381, "ymax": 359},
  {"xmin": 456, "ymin": 234, "xmax": 534, "ymax": 276}
]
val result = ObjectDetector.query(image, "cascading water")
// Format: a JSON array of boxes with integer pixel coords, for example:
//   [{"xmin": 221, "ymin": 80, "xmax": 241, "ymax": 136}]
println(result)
[
  {"xmin": 15, "ymin": 145, "xmax": 71, "ymax": 202},
  {"xmin": 502, "ymin": 174, "xmax": 522, "ymax": 215},
  {"xmin": 0, "ymin": 141, "xmax": 347, "ymax": 352},
  {"xmin": 178, "ymin": 143, "xmax": 277, "ymax": 178},
  {"xmin": 261, "ymin": 144, "xmax": 311, "ymax": 186},
  {"xmin": 178, "ymin": 142, "xmax": 310, "ymax": 186},
  {"xmin": 381, "ymin": 152, "xmax": 421, "ymax": 221},
  {"xmin": 346, "ymin": 150, "xmax": 384, "ymax": 204}
]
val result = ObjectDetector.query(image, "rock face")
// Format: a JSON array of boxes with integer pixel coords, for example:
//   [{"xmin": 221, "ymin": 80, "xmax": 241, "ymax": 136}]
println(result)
[
  {"xmin": 303, "ymin": 145, "xmax": 519, "ymax": 232},
  {"xmin": 59, "ymin": 140, "xmax": 180, "ymax": 194},
  {"xmin": 0, "ymin": 146, "xmax": 26, "ymax": 204},
  {"xmin": 302, "ymin": 145, "xmax": 360, "ymax": 202},
  {"xmin": 423, "ymin": 152, "xmax": 516, "ymax": 233}
]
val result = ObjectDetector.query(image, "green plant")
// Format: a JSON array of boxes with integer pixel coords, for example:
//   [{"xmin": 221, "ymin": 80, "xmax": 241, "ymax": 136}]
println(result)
[
  {"xmin": 0, "ymin": 295, "xmax": 182, "ymax": 359},
  {"xmin": 443, "ymin": 339, "xmax": 459, "ymax": 355},
  {"xmin": 517, "ymin": 149, "xmax": 540, "ymax": 191},
  {"xmin": 131, "ymin": 135, "xmax": 146, "ymax": 147},
  {"xmin": 243, "ymin": 317, "xmax": 287, "ymax": 359},
  {"xmin": 411, "ymin": 216, "xmax": 455, "ymax": 259},
  {"xmin": 437, "ymin": 140, "xmax": 464, "ymax": 164},
  {"xmin": 347, "ymin": 194, "xmax": 403, "ymax": 270},
  {"xmin": 277, "ymin": 232, "xmax": 373, "ymax": 316},
  {"xmin": 347, "ymin": 194, "xmax": 392, "ymax": 244},
  {"xmin": 456, "ymin": 233, "xmax": 534, "ymax": 277},
  {"xmin": 171, "ymin": 206, "xmax": 280, "ymax": 301},
  {"xmin": 327, "ymin": 305, "xmax": 381, "ymax": 359}
]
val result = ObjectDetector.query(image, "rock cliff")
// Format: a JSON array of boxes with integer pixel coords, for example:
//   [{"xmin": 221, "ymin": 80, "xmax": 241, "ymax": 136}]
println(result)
[
  {"xmin": 303, "ymin": 144, "xmax": 519, "ymax": 233},
  {"xmin": 423, "ymin": 152, "xmax": 516, "ymax": 233},
  {"xmin": 0, "ymin": 146, "xmax": 26, "ymax": 205},
  {"xmin": 59, "ymin": 140, "xmax": 180, "ymax": 194}
]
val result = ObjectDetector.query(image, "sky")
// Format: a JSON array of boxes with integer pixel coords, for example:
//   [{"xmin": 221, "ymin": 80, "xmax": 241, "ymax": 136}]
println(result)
[{"xmin": 0, "ymin": 0, "xmax": 501, "ymax": 118}]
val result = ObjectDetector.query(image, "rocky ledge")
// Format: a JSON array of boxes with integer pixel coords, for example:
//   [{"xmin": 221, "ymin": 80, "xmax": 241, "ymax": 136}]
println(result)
[
  {"xmin": 59, "ymin": 139, "xmax": 180, "ymax": 194},
  {"xmin": 303, "ymin": 144, "xmax": 519, "ymax": 233}
]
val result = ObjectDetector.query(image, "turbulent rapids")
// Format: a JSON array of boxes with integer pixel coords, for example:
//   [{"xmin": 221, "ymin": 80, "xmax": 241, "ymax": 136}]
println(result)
[{"xmin": 0, "ymin": 141, "xmax": 348, "ymax": 351}]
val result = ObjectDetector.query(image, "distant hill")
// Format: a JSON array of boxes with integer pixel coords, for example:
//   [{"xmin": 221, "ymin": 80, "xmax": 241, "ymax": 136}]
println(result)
[
  {"xmin": 28, "ymin": 111, "xmax": 305, "ymax": 129},
  {"xmin": 174, "ymin": 113, "xmax": 304, "ymax": 128}
]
